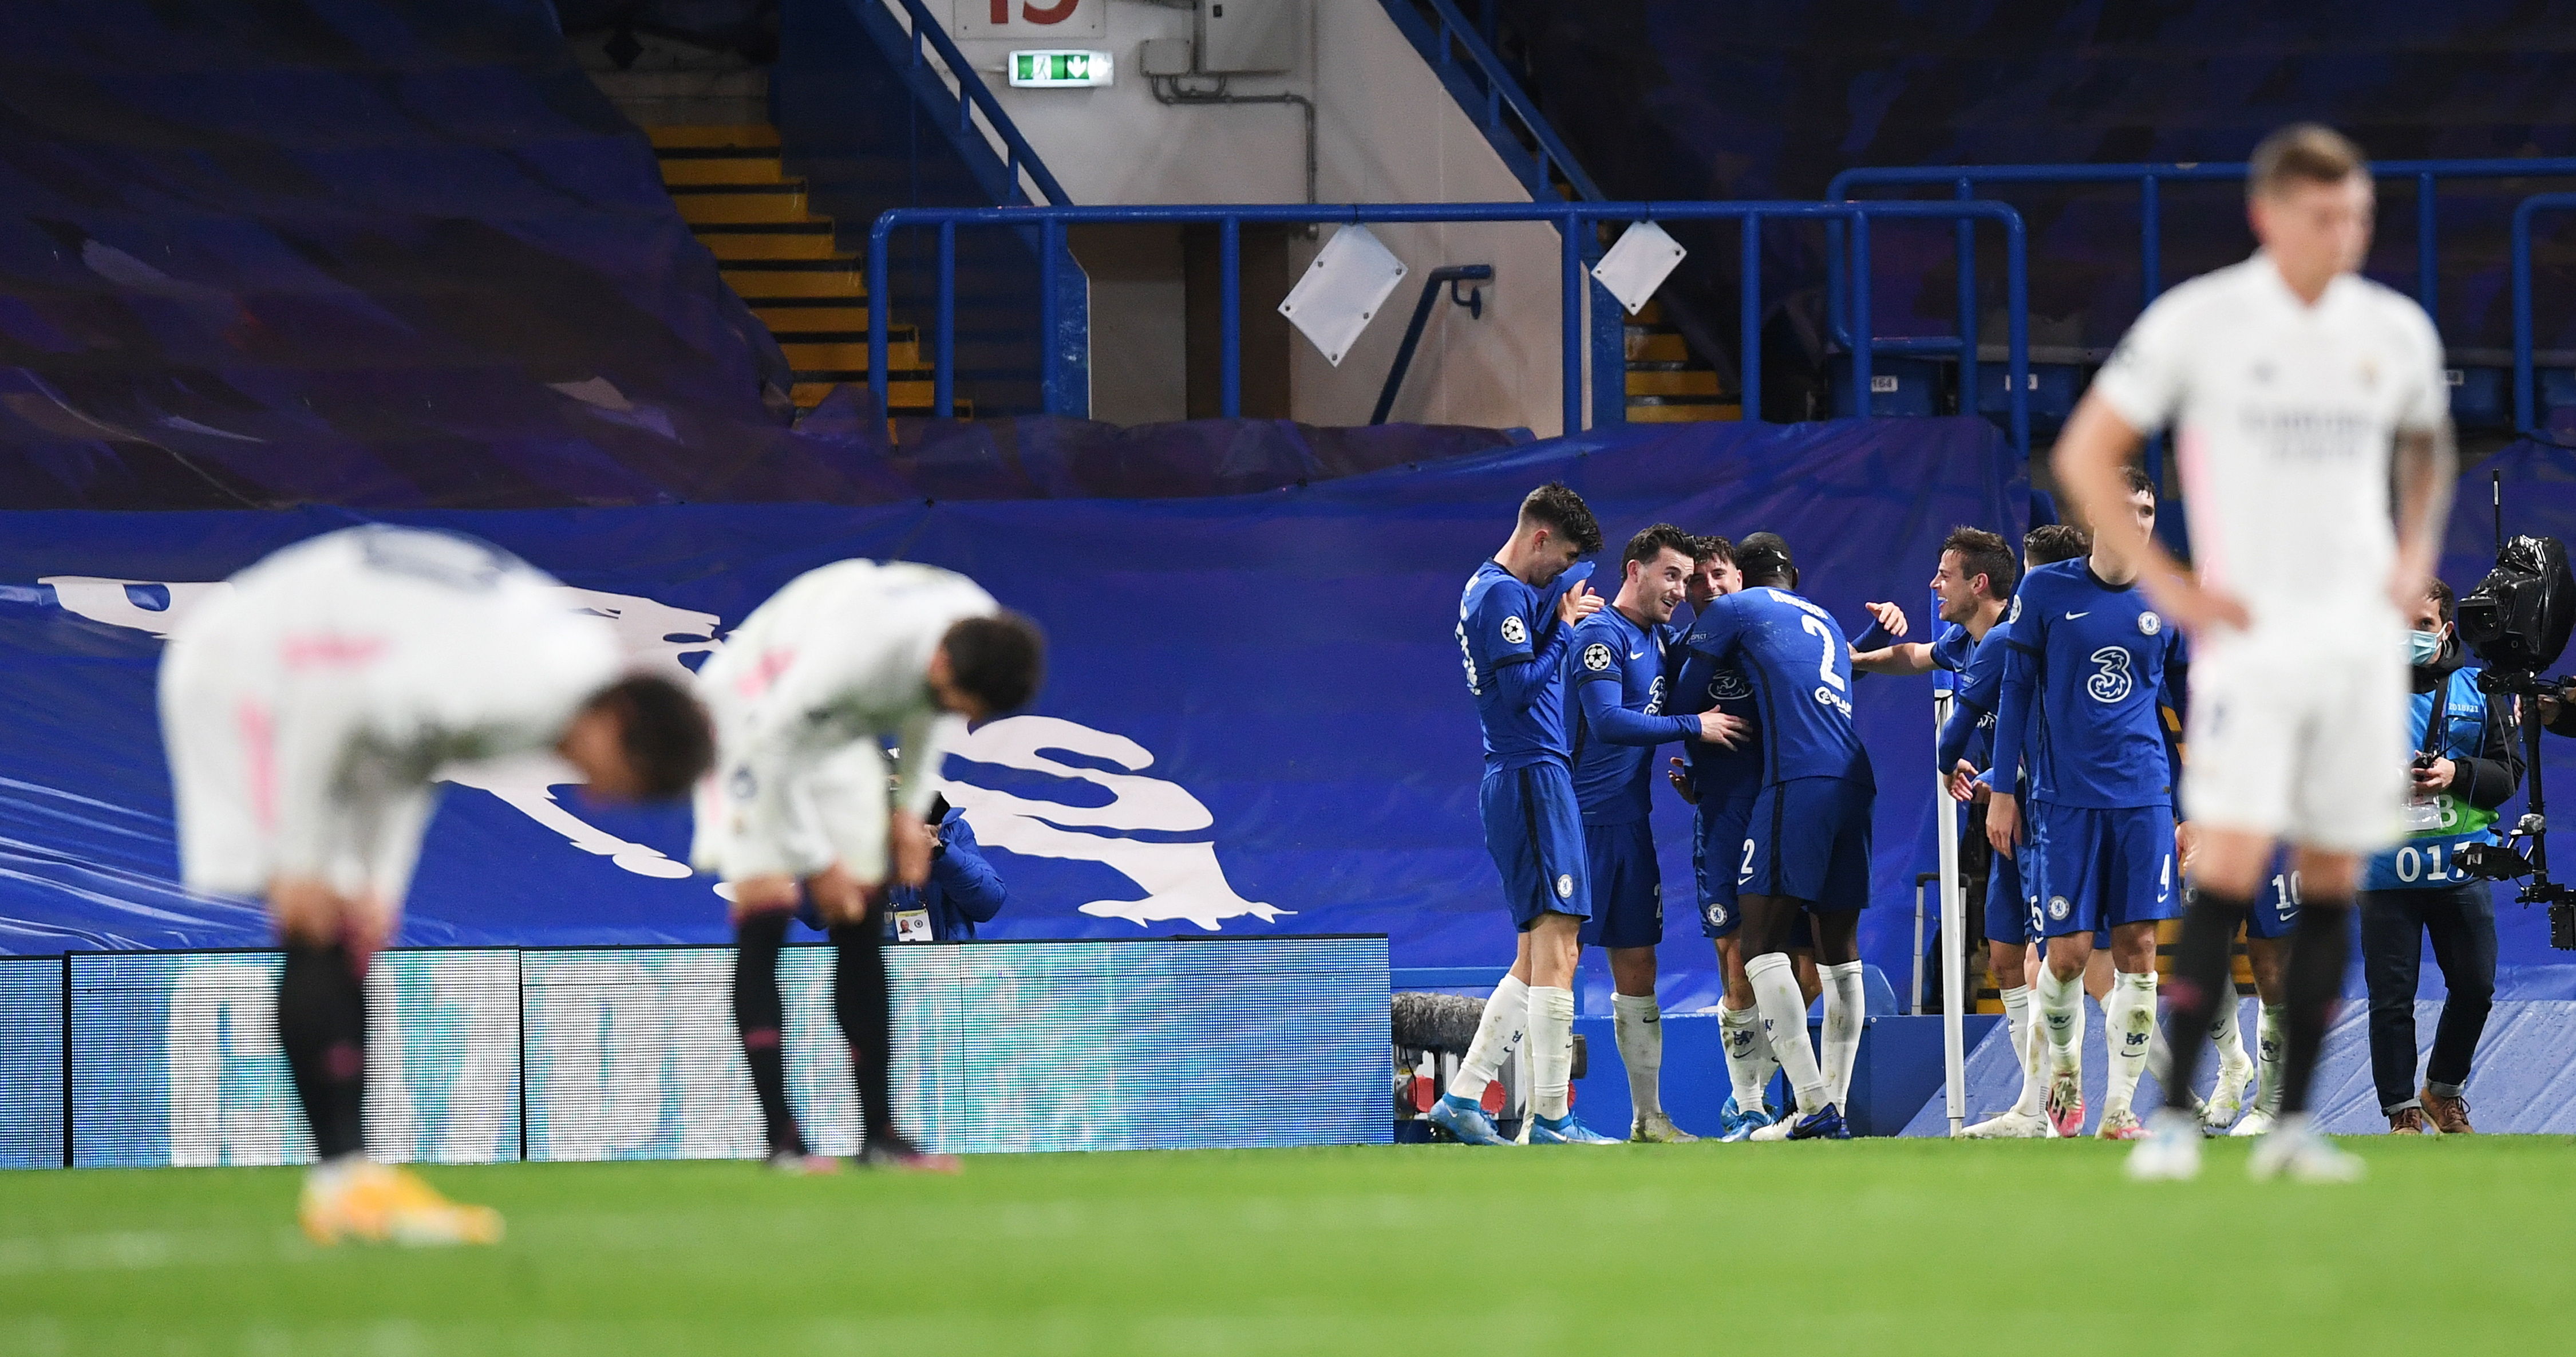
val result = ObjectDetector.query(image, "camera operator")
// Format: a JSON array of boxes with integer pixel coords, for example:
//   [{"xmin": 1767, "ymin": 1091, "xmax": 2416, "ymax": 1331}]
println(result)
[{"xmin": 2359, "ymin": 579, "xmax": 2522, "ymax": 1135}]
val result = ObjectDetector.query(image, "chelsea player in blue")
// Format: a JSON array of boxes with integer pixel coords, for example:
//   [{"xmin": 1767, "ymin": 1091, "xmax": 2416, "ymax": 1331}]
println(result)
[
  {"xmin": 1851, "ymin": 526, "xmax": 2016, "ymax": 680},
  {"xmin": 1988, "ymin": 467, "xmax": 2186, "ymax": 1140},
  {"xmin": 1567, "ymin": 524, "xmax": 1743, "ymax": 1142},
  {"xmin": 1428, "ymin": 483, "xmax": 1625, "ymax": 1146},
  {"xmin": 1674, "ymin": 538, "xmax": 1874, "ymax": 1141}
]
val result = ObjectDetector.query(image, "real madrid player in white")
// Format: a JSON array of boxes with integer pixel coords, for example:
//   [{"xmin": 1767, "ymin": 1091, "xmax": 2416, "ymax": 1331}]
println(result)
[
  {"xmin": 2052, "ymin": 125, "xmax": 2456, "ymax": 1183},
  {"xmin": 695, "ymin": 559, "xmax": 1044, "ymax": 1171},
  {"xmin": 160, "ymin": 525, "xmax": 713, "ymax": 1243}
]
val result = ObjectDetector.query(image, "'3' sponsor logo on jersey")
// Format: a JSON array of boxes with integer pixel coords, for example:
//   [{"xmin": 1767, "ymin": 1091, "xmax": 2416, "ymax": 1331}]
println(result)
[{"xmin": 2086, "ymin": 645, "xmax": 2135, "ymax": 703}]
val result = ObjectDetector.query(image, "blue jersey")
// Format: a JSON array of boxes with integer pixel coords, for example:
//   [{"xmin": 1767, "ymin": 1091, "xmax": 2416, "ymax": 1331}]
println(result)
[
  {"xmin": 1937, "ymin": 622, "xmax": 2010, "ymax": 775},
  {"xmin": 1667, "ymin": 603, "xmax": 1764, "ymax": 804},
  {"xmin": 1567, "ymin": 606, "xmax": 1698, "ymax": 824},
  {"xmin": 1678, "ymin": 586, "xmax": 1872, "ymax": 787},
  {"xmin": 1930, "ymin": 621, "xmax": 1975, "ymax": 673},
  {"xmin": 1457, "ymin": 559, "xmax": 1585, "ymax": 771},
  {"xmin": 1992, "ymin": 560, "xmax": 2184, "ymax": 811}
]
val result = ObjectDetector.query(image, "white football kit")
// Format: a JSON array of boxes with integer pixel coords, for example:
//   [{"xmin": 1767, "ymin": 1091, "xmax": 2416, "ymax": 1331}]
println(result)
[
  {"xmin": 2091, "ymin": 251, "xmax": 2448, "ymax": 852},
  {"xmin": 159, "ymin": 526, "xmax": 625, "ymax": 906},
  {"xmin": 690, "ymin": 560, "xmax": 997, "ymax": 884}
]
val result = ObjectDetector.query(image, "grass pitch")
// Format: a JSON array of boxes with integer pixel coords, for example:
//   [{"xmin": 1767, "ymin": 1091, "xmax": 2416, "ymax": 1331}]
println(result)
[{"xmin": 5, "ymin": 1137, "xmax": 2572, "ymax": 1355}]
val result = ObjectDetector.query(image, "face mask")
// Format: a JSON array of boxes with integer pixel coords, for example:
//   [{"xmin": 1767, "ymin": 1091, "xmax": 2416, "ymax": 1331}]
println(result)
[{"xmin": 2409, "ymin": 628, "xmax": 2445, "ymax": 666}]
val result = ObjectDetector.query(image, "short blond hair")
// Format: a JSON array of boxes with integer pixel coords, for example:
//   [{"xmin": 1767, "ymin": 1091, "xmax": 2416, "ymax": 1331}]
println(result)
[{"xmin": 2248, "ymin": 123, "xmax": 2367, "ymax": 199}]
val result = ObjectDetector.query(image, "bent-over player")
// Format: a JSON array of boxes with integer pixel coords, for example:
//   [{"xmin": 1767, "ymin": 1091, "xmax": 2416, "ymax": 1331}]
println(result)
[
  {"xmin": 696, "ymin": 559, "xmax": 1044, "ymax": 1172},
  {"xmin": 161, "ymin": 525, "xmax": 712, "ymax": 1244},
  {"xmin": 2055, "ymin": 124, "xmax": 2456, "ymax": 1182}
]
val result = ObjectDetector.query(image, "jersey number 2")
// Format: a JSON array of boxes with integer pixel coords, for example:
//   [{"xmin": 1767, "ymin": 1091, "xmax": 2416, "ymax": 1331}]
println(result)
[{"xmin": 1797, "ymin": 615, "xmax": 1847, "ymax": 691}]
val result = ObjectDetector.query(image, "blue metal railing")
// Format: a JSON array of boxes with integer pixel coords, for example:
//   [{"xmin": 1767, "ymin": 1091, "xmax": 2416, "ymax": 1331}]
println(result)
[
  {"xmin": 871, "ymin": 0, "xmax": 1070, "ymax": 206},
  {"xmin": 1827, "ymin": 157, "xmax": 2576, "ymax": 347},
  {"xmin": 2510, "ymin": 192, "xmax": 2576, "ymax": 437},
  {"xmin": 1374, "ymin": 0, "xmax": 1604, "ymax": 205},
  {"xmin": 869, "ymin": 199, "xmax": 2033, "ymax": 453}
]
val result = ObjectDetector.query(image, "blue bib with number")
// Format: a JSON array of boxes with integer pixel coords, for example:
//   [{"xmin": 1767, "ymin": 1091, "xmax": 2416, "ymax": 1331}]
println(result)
[{"xmin": 2362, "ymin": 668, "xmax": 2499, "ymax": 892}]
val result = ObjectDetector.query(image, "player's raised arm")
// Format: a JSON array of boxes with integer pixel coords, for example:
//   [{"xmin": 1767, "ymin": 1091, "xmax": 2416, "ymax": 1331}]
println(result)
[{"xmin": 2390, "ymin": 314, "xmax": 2458, "ymax": 610}]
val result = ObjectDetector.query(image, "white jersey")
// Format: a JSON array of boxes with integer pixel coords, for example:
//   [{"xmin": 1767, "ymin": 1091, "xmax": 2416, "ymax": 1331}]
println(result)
[
  {"xmin": 159, "ymin": 526, "xmax": 624, "ymax": 900},
  {"xmin": 692, "ymin": 559, "xmax": 997, "ymax": 882},
  {"xmin": 2089, "ymin": 251, "xmax": 2447, "ymax": 630}
]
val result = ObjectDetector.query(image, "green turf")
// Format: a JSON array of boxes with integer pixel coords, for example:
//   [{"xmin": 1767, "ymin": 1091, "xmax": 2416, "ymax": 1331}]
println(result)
[{"xmin": 4, "ymin": 1137, "xmax": 2573, "ymax": 1355}]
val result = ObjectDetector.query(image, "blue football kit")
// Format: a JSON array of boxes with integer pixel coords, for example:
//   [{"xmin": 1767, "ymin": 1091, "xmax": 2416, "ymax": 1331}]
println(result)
[
  {"xmin": 1678, "ymin": 586, "xmax": 1875, "ymax": 913},
  {"xmin": 1666, "ymin": 613, "xmax": 1764, "ymax": 938},
  {"xmin": 1567, "ymin": 605, "xmax": 1700, "ymax": 949},
  {"xmin": 1930, "ymin": 620, "xmax": 1975, "ymax": 674},
  {"xmin": 1459, "ymin": 559, "xmax": 1592, "ymax": 929},
  {"xmin": 1992, "ymin": 560, "xmax": 2186, "ymax": 939},
  {"xmin": 1938, "ymin": 623, "xmax": 2044, "ymax": 944}
]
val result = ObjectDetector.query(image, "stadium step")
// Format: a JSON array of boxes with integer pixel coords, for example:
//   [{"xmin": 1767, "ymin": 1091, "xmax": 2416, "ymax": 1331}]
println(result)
[
  {"xmin": 650, "ymin": 126, "xmax": 969, "ymax": 418},
  {"xmin": 1623, "ymin": 300, "xmax": 1737, "ymax": 424}
]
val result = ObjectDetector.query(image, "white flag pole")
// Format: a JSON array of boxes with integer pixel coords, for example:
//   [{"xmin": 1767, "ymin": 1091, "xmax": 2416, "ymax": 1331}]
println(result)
[{"xmin": 1930, "ymin": 595, "xmax": 1967, "ymax": 1137}]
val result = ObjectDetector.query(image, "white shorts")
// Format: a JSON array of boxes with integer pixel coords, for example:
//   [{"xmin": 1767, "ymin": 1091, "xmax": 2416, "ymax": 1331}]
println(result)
[
  {"xmin": 2181, "ymin": 613, "xmax": 2411, "ymax": 855},
  {"xmin": 689, "ymin": 735, "xmax": 890, "ymax": 886},
  {"xmin": 160, "ymin": 603, "xmax": 430, "ymax": 910}
]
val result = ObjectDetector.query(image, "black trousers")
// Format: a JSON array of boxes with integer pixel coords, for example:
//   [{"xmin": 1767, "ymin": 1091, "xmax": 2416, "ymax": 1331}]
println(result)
[{"xmin": 2357, "ymin": 880, "xmax": 2497, "ymax": 1114}]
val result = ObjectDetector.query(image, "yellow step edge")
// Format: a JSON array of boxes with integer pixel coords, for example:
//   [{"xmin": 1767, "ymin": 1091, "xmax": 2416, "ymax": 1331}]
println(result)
[
  {"xmin": 721, "ymin": 269, "xmax": 867, "ymax": 299},
  {"xmin": 676, "ymin": 194, "xmax": 821, "ymax": 225},
  {"xmin": 698, "ymin": 234, "xmax": 852, "ymax": 262},
  {"xmin": 1625, "ymin": 333, "xmax": 1690, "ymax": 362},
  {"xmin": 1626, "ymin": 370, "xmax": 1724, "ymax": 397},
  {"xmin": 659, "ymin": 159, "xmax": 794, "ymax": 187},
  {"xmin": 647, "ymin": 125, "xmax": 781, "ymax": 148},
  {"xmin": 1622, "ymin": 403, "xmax": 1741, "ymax": 424},
  {"xmin": 754, "ymin": 306, "xmax": 881, "ymax": 332},
  {"xmin": 781, "ymin": 341, "xmax": 919, "ymax": 368}
]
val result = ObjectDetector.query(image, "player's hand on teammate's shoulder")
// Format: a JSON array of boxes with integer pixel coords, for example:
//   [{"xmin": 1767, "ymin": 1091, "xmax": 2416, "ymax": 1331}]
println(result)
[
  {"xmin": 1691, "ymin": 711, "xmax": 1746, "ymax": 748},
  {"xmin": 1555, "ymin": 578, "xmax": 1603, "ymax": 628},
  {"xmin": 1665, "ymin": 755, "xmax": 1698, "ymax": 805}
]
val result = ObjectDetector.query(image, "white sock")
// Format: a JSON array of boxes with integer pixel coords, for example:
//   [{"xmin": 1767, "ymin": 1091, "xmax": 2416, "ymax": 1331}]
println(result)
[
  {"xmin": 1718, "ymin": 1000, "xmax": 1768, "ymax": 1110},
  {"xmin": 2103, "ymin": 971, "xmax": 2157, "ymax": 1115},
  {"xmin": 2033, "ymin": 962, "xmax": 2084, "ymax": 1078},
  {"xmin": 307, "ymin": 1152, "xmax": 368, "ymax": 1194},
  {"xmin": 1444, "ymin": 975, "xmax": 1530, "ymax": 1102},
  {"xmin": 1747, "ymin": 952, "xmax": 1830, "ymax": 1113},
  {"xmin": 1820, "ymin": 960, "xmax": 1866, "ymax": 1108},
  {"xmin": 2254, "ymin": 1002, "xmax": 2287, "ymax": 1114},
  {"xmin": 2146, "ymin": 1018, "xmax": 2175, "ymax": 1092},
  {"xmin": 1527, "ymin": 985, "xmax": 1576, "ymax": 1122},
  {"xmin": 1611, "ymin": 992, "xmax": 1662, "ymax": 1120},
  {"xmin": 2211, "ymin": 992, "xmax": 2250, "ymax": 1072},
  {"xmin": 2000, "ymin": 984, "xmax": 2047, "ymax": 1117}
]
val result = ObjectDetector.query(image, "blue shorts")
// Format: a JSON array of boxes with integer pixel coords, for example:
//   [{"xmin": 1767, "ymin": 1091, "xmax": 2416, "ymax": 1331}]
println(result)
[
  {"xmin": 1581, "ymin": 818, "xmax": 1664, "ymax": 949},
  {"xmin": 1692, "ymin": 792, "xmax": 1756, "ymax": 937},
  {"xmin": 2245, "ymin": 857, "xmax": 2300, "ymax": 940},
  {"xmin": 1480, "ymin": 762, "xmax": 1590, "ymax": 930},
  {"xmin": 2029, "ymin": 802, "xmax": 2176, "ymax": 938},
  {"xmin": 1740, "ymin": 776, "xmax": 1873, "ymax": 913},
  {"xmin": 1983, "ymin": 846, "xmax": 2038, "ymax": 946}
]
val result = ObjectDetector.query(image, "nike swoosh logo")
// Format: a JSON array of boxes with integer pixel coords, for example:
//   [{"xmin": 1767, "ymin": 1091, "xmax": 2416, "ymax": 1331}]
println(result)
[
  {"xmin": 2065, "ymin": 611, "xmax": 2090, "ymax": 619},
  {"xmin": 1627, "ymin": 651, "xmax": 1643, "ymax": 659}
]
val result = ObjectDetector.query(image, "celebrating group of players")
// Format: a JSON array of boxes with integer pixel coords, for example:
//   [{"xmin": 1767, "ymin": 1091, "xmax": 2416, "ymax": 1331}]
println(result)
[
  {"xmin": 1431, "ymin": 122, "xmax": 2459, "ymax": 1186},
  {"xmin": 160, "ymin": 530, "xmax": 1043, "ymax": 1244}
]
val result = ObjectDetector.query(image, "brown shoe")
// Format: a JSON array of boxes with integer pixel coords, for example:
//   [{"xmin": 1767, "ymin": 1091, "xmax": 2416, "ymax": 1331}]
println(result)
[
  {"xmin": 2421, "ymin": 1086, "xmax": 2474, "ymax": 1134},
  {"xmin": 2388, "ymin": 1106, "xmax": 2428, "ymax": 1135}
]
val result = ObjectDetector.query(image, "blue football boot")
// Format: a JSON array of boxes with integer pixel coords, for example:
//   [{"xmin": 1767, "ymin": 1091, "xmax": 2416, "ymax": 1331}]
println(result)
[
  {"xmin": 1717, "ymin": 1103, "xmax": 1777, "ymax": 1143},
  {"xmin": 1530, "ymin": 1113, "xmax": 1623, "ymax": 1145},
  {"xmin": 1748, "ymin": 1102, "xmax": 1851, "ymax": 1142},
  {"xmin": 1426, "ymin": 1094, "xmax": 1514, "ymax": 1146}
]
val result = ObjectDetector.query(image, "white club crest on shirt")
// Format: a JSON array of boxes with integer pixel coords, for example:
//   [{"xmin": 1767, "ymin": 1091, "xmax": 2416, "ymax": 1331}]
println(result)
[
  {"xmin": 1500, "ymin": 614, "xmax": 1528, "ymax": 646},
  {"xmin": 2007, "ymin": 596, "xmax": 2022, "ymax": 624},
  {"xmin": 2138, "ymin": 611, "xmax": 2162, "ymax": 636},
  {"xmin": 1555, "ymin": 873, "xmax": 1574, "ymax": 899},
  {"xmin": 2048, "ymin": 894, "xmax": 2071, "ymax": 921},
  {"xmin": 1582, "ymin": 642, "xmax": 1614, "ymax": 672}
]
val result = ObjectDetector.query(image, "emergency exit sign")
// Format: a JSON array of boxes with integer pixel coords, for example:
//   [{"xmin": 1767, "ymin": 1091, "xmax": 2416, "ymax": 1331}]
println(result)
[{"xmin": 1009, "ymin": 49, "xmax": 1113, "ymax": 86}]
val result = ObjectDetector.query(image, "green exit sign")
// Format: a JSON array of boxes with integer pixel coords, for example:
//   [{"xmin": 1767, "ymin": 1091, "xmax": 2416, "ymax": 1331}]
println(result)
[{"xmin": 1009, "ymin": 49, "xmax": 1112, "ymax": 87}]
